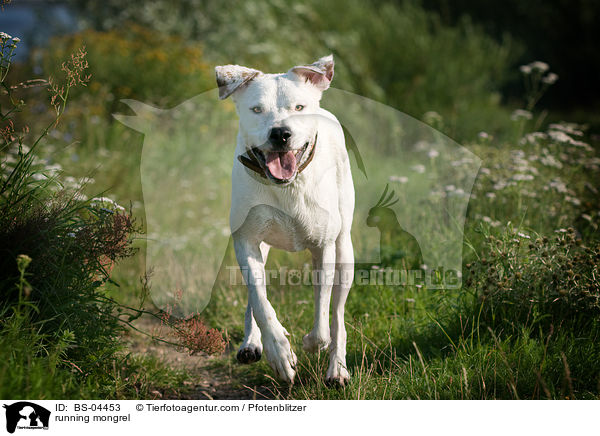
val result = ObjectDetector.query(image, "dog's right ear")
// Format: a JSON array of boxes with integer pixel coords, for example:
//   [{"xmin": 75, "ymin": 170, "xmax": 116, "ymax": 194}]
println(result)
[{"xmin": 215, "ymin": 65, "xmax": 261, "ymax": 100}]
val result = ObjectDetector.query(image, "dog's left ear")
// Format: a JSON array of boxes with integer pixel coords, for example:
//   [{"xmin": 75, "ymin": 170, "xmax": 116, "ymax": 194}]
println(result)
[
  {"xmin": 215, "ymin": 65, "xmax": 262, "ymax": 100},
  {"xmin": 288, "ymin": 54, "xmax": 334, "ymax": 91}
]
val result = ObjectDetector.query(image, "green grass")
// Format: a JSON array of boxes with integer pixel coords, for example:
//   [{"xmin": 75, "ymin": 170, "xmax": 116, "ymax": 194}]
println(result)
[
  {"xmin": 202, "ymin": 257, "xmax": 600, "ymax": 399},
  {"xmin": 0, "ymin": 317, "xmax": 191, "ymax": 399}
]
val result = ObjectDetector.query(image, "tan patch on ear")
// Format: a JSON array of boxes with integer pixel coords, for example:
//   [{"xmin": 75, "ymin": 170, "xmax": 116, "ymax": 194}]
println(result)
[{"xmin": 215, "ymin": 65, "xmax": 261, "ymax": 100}]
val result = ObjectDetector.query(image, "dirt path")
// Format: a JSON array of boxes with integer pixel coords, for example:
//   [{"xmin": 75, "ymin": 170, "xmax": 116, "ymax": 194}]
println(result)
[{"xmin": 125, "ymin": 315, "xmax": 273, "ymax": 400}]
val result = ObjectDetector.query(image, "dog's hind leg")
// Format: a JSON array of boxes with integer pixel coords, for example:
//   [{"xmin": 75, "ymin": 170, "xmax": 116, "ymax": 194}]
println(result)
[
  {"xmin": 326, "ymin": 232, "xmax": 353, "ymax": 386},
  {"xmin": 237, "ymin": 242, "xmax": 269, "ymax": 364},
  {"xmin": 303, "ymin": 243, "xmax": 336, "ymax": 353}
]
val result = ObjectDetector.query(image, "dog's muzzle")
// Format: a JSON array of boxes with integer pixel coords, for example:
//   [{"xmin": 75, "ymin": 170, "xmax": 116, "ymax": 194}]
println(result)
[{"xmin": 238, "ymin": 133, "xmax": 318, "ymax": 184}]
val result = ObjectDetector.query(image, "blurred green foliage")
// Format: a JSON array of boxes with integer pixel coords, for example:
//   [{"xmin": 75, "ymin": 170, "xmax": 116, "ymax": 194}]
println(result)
[
  {"xmin": 43, "ymin": 24, "xmax": 214, "ymax": 115},
  {"xmin": 66, "ymin": 0, "xmax": 519, "ymax": 140},
  {"xmin": 423, "ymin": 0, "xmax": 600, "ymax": 110}
]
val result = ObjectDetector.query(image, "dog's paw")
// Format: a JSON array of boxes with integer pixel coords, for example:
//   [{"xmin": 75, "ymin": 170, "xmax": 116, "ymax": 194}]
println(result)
[
  {"xmin": 262, "ymin": 333, "xmax": 297, "ymax": 383},
  {"xmin": 326, "ymin": 361, "xmax": 350, "ymax": 388},
  {"xmin": 302, "ymin": 331, "xmax": 331, "ymax": 353},
  {"xmin": 237, "ymin": 345, "xmax": 262, "ymax": 364}
]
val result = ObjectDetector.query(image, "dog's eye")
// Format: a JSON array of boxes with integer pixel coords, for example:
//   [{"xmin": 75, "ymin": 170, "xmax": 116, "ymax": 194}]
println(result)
[
  {"xmin": 251, "ymin": 106, "xmax": 263, "ymax": 114},
  {"xmin": 295, "ymin": 104, "xmax": 305, "ymax": 111}
]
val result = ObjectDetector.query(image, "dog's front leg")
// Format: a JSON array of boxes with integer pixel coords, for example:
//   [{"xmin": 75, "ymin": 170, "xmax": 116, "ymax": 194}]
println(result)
[
  {"xmin": 303, "ymin": 243, "xmax": 336, "ymax": 353},
  {"xmin": 234, "ymin": 237, "xmax": 297, "ymax": 383},
  {"xmin": 237, "ymin": 242, "xmax": 270, "ymax": 364}
]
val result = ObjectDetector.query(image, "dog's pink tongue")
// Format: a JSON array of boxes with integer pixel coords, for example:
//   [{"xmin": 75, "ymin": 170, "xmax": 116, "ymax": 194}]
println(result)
[{"xmin": 266, "ymin": 151, "xmax": 296, "ymax": 179}]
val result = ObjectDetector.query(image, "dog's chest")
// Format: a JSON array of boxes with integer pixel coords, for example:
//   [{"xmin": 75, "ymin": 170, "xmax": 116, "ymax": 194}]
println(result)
[{"xmin": 237, "ymin": 188, "xmax": 340, "ymax": 252}]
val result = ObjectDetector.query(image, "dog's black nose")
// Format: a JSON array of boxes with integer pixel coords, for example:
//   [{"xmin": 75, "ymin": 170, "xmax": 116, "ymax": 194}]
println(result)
[{"xmin": 269, "ymin": 126, "xmax": 292, "ymax": 148}]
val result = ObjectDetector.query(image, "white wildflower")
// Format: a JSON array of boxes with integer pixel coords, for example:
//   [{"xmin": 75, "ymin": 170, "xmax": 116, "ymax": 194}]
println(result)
[
  {"xmin": 414, "ymin": 140, "xmax": 431, "ymax": 152},
  {"xmin": 493, "ymin": 180, "xmax": 507, "ymax": 190},
  {"xmin": 529, "ymin": 61, "xmax": 549, "ymax": 72},
  {"xmin": 517, "ymin": 232, "xmax": 531, "ymax": 239},
  {"xmin": 423, "ymin": 111, "xmax": 443, "ymax": 125},
  {"xmin": 410, "ymin": 164, "xmax": 426, "ymax": 174},
  {"xmin": 451, "ymin": 157, "xmax": 475, "ymax": 167},
  {"xmin": 540, "ymin": 150, "xmax": 563, "ymax": 169},
  {"xmin": 511, "ymin": 109, "xmax": 533, "ymax": 121},
  {"xmin": 512, "ymin": 174, "xmax": 534, "ymax": 182},
  {"xmin": 542, "ymin": 73, "xmax": 558, "ymax": 85},
  {"xmin": 389, "ymin": 175, "xmax": 408, "ymax": 184},
  {"xmin": 91, "ymin": 196, "xmax": 126, "ymax": 212},
  {"xmin": 547, "ymin": 178, "xmax": 568, "ymax": 193},
  {"xmin": 428, "ymin": 149, "xmax": 439, "ymax": 159},
  {"xmin": 0, "ymin": 32, "xmax": 11, "ymax": 40},
  {"xmin": 519, "ymin": 65, "xmax": 532, "ymax": 75},
  {"xmin": 548, "ymin": 130, "xmax": 572, "ymax": 143},
  {"xmin": 482, "ymin": 216, "xmax": 501, "ymax": 227},
  {"xmin": 521, "ymin": 132, "xmax": 548, "ymax": 145},
  {"xmin": 569, "ymin": 139, "xmax": 592, "ymax": 150},
  {"xmin": 485, "ymin": 192, "xmax": 496, "ymax": 199},
  {"xmin": 549, "ymin": 123, "xmax": 584, "ymax": 137}
]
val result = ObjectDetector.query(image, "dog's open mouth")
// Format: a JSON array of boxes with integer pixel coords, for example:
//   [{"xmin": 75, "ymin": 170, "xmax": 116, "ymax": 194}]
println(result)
[{"xmin": 251, "ymin": 142, "xmax": 310, "ymax": 183}]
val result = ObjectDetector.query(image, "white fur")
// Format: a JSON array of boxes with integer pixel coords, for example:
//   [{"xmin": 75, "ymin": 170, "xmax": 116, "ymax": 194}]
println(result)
[{"xmin": 216, "ymin": 55, "xmax": 354, "ymax": 384}]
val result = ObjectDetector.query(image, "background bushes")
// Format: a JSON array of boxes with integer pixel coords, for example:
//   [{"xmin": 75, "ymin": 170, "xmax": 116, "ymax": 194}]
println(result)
[
  {"xmin": 42, "ymin": 24, "xmax": 214, "ymax": 115},
  {"xmin": 63, "ymin": 0, "xmax": 517, "ymax": 140}
]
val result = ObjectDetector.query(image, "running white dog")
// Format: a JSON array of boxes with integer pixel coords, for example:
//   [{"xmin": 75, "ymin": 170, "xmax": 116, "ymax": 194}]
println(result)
[{"xmin": 215, "ymin": 55, "xmax": 354, "ymax": 385}]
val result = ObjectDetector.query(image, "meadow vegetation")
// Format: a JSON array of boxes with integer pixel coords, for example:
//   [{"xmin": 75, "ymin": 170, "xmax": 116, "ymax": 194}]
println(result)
[{"xmin": 1, "ymin": 1, "xmax": 599, "ymax": 399}]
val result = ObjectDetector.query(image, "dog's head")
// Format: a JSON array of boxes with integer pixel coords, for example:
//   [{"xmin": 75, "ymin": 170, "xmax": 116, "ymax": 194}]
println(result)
[{"xmin": 215, "ymin": 55, "xmax": 334, "ymax": 184}]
